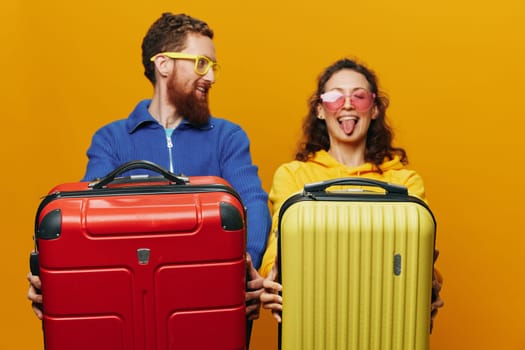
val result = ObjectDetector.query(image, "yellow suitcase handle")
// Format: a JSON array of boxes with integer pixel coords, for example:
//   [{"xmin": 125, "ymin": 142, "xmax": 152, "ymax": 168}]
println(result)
[{"xmin": 304, "ymin": 177, "xmax": 408, "ymax": 195}]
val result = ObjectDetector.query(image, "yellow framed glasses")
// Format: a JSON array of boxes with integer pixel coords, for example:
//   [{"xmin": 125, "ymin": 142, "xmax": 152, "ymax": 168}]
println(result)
[{"xmin": 150, "ymin": 52, "xmax": 220, "ymax": 76}]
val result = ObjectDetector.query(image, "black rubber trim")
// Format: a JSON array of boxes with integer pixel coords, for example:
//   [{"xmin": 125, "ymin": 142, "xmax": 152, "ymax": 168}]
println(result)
[
  {"xmin": 220, "ymin": 202, "xmax": 245, "ymax": 231},
  {"xmin": 36, "ymin": 209, "xmax": 62, "ymax": 240}
]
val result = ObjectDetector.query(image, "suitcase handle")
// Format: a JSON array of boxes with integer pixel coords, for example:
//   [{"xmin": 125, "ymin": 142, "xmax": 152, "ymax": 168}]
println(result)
[
  {"xmin": 304, "ymin": 177, "xmax": 408, "ymax": 195},
  {"xmin": 92, "ymin": 160, "xmax": 187, "ymax": 189}
]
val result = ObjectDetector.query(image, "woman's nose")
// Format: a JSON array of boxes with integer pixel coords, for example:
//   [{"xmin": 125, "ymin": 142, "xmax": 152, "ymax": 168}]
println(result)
[{"xmin": 343, "ymin": 95, "xmax": 353, "ymax": 109}]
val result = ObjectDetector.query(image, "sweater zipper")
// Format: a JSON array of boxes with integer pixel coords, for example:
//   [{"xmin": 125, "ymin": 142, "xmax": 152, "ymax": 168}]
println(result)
[{"xmin": 166, "ymin": 135, "xmax": 174, "ymax": 173}]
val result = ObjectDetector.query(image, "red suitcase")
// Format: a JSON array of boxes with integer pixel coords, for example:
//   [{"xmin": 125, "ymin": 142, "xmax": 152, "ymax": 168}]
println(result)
[{"xmin": 32, "ymin": 160, "xmax": 247, "ymax": 350}]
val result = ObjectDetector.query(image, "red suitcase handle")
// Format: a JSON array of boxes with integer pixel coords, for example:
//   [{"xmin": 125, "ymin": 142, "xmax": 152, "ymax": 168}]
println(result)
[{"xmin": 91, "ymin": 160, "xmax": 188, "ymax": 189}]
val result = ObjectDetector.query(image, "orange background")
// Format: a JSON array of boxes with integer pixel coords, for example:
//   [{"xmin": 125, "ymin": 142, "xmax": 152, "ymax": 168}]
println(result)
[{"xmin": 2, "ymin": 0, "xmax": 524, "ymax": 349}]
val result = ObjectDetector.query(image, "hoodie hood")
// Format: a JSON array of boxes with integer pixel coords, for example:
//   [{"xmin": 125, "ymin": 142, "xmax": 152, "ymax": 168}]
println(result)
[{"xmin": 310, "ymin": 150, "xmax": 404, "ymax": 175}]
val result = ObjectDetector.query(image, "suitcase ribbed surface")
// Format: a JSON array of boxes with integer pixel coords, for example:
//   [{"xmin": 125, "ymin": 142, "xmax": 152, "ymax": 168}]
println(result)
[{"xmin": 280, "ymin": 201, "xmax": 435, "ymax": 350}]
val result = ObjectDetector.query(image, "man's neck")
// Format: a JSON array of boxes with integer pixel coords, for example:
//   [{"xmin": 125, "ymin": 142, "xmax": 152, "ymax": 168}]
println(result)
[{"xmin": 148, "ymin": 93, "xmax": 183, "ymax": 129}]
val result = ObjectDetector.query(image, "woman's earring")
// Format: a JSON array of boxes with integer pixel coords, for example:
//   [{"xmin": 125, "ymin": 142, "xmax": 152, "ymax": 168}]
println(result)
[{"xmin": 317, "ymin": 114, "xmax": 325, "ymax": 120}]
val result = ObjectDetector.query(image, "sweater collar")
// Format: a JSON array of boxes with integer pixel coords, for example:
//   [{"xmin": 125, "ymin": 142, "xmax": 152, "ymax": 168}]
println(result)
[{"xmin": 126, "ymin": 99, "xmax": 214, "ymax": 133}]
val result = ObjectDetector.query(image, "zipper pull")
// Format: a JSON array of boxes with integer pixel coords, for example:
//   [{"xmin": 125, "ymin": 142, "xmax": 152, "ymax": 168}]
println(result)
[{"xmin": 166, "ymin": 134, "xmax": 174, "ymax": 173}]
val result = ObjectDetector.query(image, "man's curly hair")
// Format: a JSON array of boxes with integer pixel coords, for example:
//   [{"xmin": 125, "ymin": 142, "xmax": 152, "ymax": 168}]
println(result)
[{"xmin": 142, "ymin": 13, "xmax": 214, "ymax": 84}]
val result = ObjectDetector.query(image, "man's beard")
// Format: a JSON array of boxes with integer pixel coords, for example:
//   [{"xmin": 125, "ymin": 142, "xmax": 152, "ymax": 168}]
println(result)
[{"xmin": 167, "ymin": 77, "xmax": 210, "ymax": 127}]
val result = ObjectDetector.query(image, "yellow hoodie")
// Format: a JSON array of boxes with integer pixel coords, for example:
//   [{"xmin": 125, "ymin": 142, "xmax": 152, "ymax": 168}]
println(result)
[{"xmin": 259, "ymin": 150, "xmax": 427, "ymax": 277}]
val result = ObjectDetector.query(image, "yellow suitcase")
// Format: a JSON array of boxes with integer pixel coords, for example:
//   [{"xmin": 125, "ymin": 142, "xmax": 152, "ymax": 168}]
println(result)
[{"xmin": 278, "ymin": 178, "xmax": 436, "ymax": 350}]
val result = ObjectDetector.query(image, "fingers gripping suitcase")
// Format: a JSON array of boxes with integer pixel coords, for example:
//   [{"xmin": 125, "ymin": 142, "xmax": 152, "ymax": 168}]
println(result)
[
  {"xmin": 32, "ymin": 161, "xmax": 247, "ymax": 350},
  {"xmin": 277, "ymin": 178, "xmax": 436, "ymax": 350}
]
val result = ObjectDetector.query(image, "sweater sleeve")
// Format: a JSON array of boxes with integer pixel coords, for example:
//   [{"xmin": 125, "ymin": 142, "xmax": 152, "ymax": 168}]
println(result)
[
  {"xmin": 403, "ymin": 170, "xmax": 427, "ymax": 203},
  {"xmin": 218, "ymin": 127, "xmax": 271, "ymax": 269},
  {"xmin": 81, "ymin": 127, "xmax": 122, "ymax": 181},
  {"xmin": 259, "ymin": 163, "xmax": 302, "ymax": 277}
]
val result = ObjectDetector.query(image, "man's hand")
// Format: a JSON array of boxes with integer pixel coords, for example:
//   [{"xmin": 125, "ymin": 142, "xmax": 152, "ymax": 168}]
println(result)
[
  {"xmin": 261, "ymin": 261, "xmax": 282, "ymax": 323},
  {"xmin": 27, "ymin": 272, "xmax": 43, "ymax": 320},
  {"xmin": 245, "ymin": 253, "xmax": 264, "ymax": 320}
]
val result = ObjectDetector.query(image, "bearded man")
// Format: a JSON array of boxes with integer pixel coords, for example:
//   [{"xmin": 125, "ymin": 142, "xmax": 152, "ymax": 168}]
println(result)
[{"xmin": 27, "ymin": 12, "xmax": 271, "ymax": 347}]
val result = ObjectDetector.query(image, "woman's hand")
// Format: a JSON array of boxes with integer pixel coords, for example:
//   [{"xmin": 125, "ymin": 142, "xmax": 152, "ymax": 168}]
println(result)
[
  {"xmin": 431, "ymin": 249, "xmax": 444, "ymax": 332},
  {"xmin": 261, "ymin": 262, "xmax": 282, "ymax": 323}
]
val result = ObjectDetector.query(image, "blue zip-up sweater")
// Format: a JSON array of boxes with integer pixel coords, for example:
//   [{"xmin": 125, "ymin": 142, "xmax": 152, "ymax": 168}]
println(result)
[{"xmin": 82, "ymin": 99, "xmax": 271, "ymax": 269}]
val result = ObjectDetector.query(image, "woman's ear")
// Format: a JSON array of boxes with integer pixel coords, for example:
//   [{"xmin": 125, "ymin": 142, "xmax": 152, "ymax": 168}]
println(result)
[
  {"xmin": 371, "ymin": 104, "xmax": 379, "ymax": 120},
  {"xmin": 316, "ymin": 104, "xmax": 324, "ymax": 119}
]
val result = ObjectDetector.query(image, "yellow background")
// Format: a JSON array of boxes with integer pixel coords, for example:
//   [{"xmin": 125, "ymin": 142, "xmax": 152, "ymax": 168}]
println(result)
[{"xmin": 2, "ymin": 0, "xmax": 524, "ymax": 349}]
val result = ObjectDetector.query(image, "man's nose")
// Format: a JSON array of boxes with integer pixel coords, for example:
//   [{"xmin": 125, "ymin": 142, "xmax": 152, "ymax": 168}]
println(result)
[{"xmin": 202, "ymin": 68, "xmax": 216, "ymax": 84}]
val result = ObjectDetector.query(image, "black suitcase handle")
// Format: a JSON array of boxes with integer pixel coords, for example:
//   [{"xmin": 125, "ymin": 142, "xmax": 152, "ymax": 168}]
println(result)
[
  {"xmin": 304, "ymin": 177, "xmax": 408, "ymax": 195},
  {"xmin": 91, "ymin": 160, "xmax": 187, "ymax": 189}
]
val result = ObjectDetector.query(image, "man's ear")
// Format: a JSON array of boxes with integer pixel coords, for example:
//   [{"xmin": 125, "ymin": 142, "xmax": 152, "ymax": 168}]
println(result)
[{"xmin": 152, "ymin": 55, "xmax": 172, "ymax": 78}]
